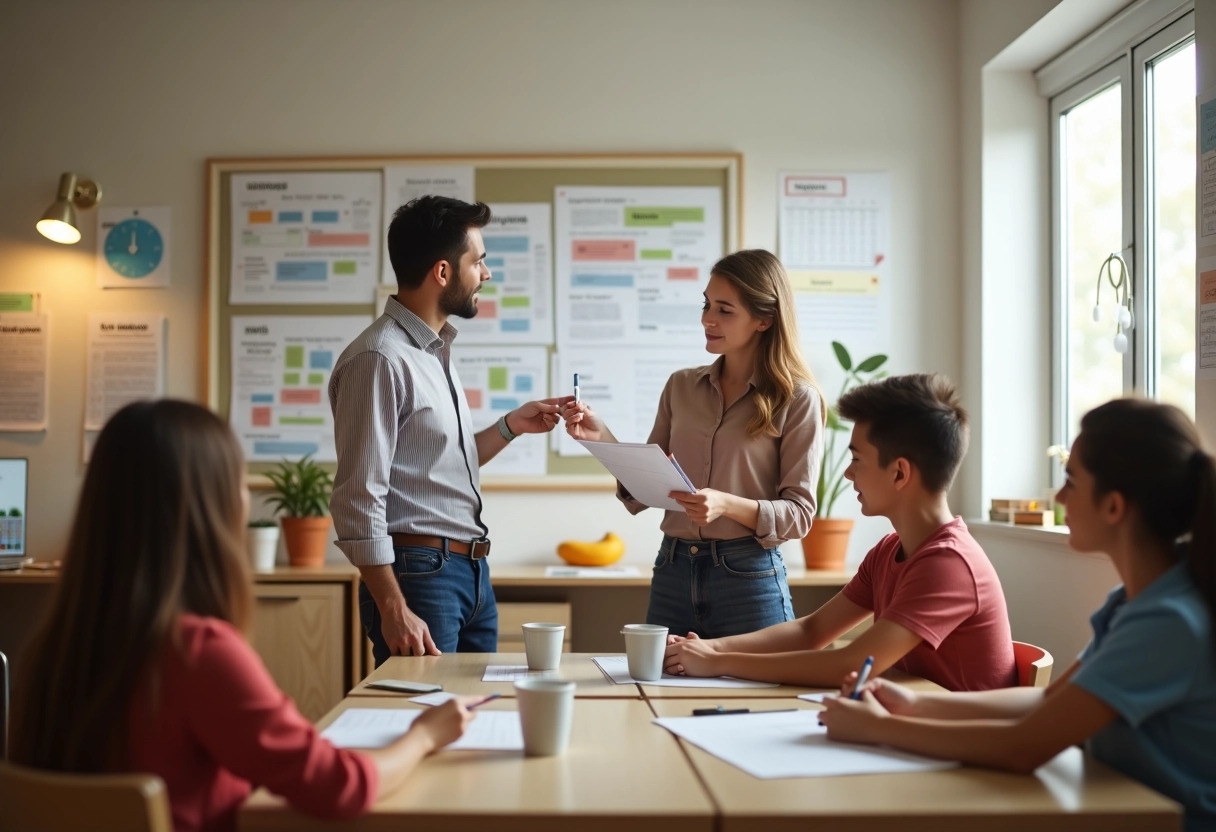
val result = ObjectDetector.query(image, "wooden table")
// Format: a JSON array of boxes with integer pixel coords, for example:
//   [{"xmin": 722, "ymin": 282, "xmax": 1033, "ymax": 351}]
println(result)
[
  {"xmin": 239, "ymin": 696, "xmax": 714, "ymax": 832},
  {"xmin": 348, "ymin": 652, "xmax": 637, "ymax": 699},
  {"xmin": 637, "ymin": 666, "xmax": 946, "ymax": 699},
  {"xmin": 648, "ymin": 697, "xmax": 1183, "ymax": 832}
]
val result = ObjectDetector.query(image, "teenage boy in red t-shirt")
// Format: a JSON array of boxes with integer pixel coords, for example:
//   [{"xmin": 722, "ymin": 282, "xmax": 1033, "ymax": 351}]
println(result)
[{"xmin": 664, "ymin": 373, "xmax": 1017, "ymax": 692}]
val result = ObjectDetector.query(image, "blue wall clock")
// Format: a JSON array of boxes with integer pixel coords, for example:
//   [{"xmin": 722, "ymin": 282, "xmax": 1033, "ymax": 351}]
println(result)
[{"xmin": 97, "ymin": 206, "xmax": 171, "ymax": 288}]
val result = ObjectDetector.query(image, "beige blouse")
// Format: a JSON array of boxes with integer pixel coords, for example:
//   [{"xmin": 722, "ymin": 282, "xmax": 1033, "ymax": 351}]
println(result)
[{"xmin": 617, "ymin": 358, "xmax": 824, "ymax": 548}]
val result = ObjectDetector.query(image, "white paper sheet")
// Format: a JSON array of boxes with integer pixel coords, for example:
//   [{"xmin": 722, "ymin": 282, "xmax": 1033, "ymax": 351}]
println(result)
[
  {"xmin": 797, "ymin": 692, "xmax": 835, "ymax": 703},
  {"xmin": 544, "ymin": 565, "xmax": 640, "ymax": 578},
  {"xmin": 482, "ymin": 665, "xmax": 559, "ymax": 682},
  {"xmin": 654, "ymin": 710, "xmax": 959, "ymax": 778},
  {"xmin": 381, "ymin": 165, "xmax": 475, "ymax": 285},
  {"xmin": 410, "ymin": 691, "xmax": 458, "ymax": 706},
  {"xmin": 593, "ymin": 656, "xmax": 779, "ymax": 688},
  {"xmin": 322, "ymin": 708, "xmax": 523, "ymax": 751},
  {"xmin": 0, "ymin": 313, "xmax": 49, "ymax": 431},
  {"xmin": 85, "ymin": 313, "xmax": 165, "ymax": 430},
  {"xmin": 575, "ymin": 440, "xmax": 694, "ymax": 510}
]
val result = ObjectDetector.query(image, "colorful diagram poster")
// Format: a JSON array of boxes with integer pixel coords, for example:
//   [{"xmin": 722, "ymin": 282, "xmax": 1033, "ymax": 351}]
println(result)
[
  {"xmin": 455, "ymin": 203, "xmax": 553, "ymax": 345},
  {"xmin": 777, "ymin": 172, "xmax": 892, "ymax": 354},
  {"xmin": 552, "ymin": 346, "xmax": 708, "ymax": 457},
  {"xmin": 554, "ymin": 186, "xmax": 722, "ymax": 348},
  {"xmin": 451, "ymin": 346, "xmax": 548, "ymax": 476},
  {"xmin": 230, "ymin": 172, "xmax": 381, "ymax": 305},
  {"xmin": 381, "ymin": 165, "xmax": 475, "ymax": 285},
  {"xmin": 229, "ymin": 315, "xmax": 372, "ymax": 462}
]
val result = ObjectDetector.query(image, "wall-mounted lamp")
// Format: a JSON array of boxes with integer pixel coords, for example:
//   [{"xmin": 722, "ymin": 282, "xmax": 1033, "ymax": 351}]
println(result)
[{"xmin": 36, "ymin": 172, "xmax": 102, "ymax": 245}]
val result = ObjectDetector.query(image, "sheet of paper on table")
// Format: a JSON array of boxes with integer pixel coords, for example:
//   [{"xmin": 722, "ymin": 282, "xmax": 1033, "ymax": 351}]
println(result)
[
  {"xmin": 593, "ymin": 656, "xmax": 780, "ymax": 688},
  {"xmin": 322, "ymin": 708, "xmax": 523, "ymax": 751}
]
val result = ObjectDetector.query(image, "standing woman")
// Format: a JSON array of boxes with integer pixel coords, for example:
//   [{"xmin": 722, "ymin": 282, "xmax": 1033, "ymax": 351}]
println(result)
[
  {"xmin": 820, "ymin": 398, "xmax": 1216, "ymax": 831},
  {"xmin": 563, "ymin": 250, "xmax": 825, "ymax": 638},
  {"xmin": 10, "ymin": 400, "xmax": 474, "ymax": 832}
]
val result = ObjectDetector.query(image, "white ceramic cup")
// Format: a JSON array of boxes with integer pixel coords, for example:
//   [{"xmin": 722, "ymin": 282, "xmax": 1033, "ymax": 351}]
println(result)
[
  {"xmin": 246, "ymin": 526, "xmax": 279, "ymax": 572},
  {"xmin": 620, "ymin": 623, "xmax": 669, "ymax": 681},
  {"xmin": 521, "ymin": 622, "xmax": 566, "ymax": 671},
  {"xmin": 513, "ymin": 678, "xmax": 576, "ymax": 756}
]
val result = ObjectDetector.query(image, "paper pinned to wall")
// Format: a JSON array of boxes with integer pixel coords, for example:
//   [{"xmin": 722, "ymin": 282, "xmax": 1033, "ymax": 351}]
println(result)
[
  {"xmin": 381, "ymin": 165, "xmax": 475, "ymax": 285},
  {"xmin": 85, "ymin": 313, "xmax": 165, "ymax": 430},
  {"xmin": 0, "ymin": 312, "xmax": 49, "ymax": 431}
]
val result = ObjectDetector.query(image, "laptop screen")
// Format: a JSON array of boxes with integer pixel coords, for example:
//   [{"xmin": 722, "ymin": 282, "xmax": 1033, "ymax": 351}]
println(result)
[{"xmin": 0, "ymin": 458, "xmax": 28, "ymax": 556}]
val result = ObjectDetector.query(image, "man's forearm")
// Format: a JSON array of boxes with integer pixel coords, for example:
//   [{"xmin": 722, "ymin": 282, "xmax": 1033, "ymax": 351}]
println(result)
[{"xmin": 359, "ymin": 564, "xmax": 407, "ymax": 611}]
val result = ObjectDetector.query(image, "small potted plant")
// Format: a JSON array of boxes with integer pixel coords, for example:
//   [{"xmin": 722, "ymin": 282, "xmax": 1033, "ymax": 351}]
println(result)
[
  {"xmin": 245, "ymin": 519, "xmax": 280, "ymax": 572},
  {"xmin": 265, "ymin": 455, "xmax": 334, "ymax": 568},
  {"xmin": 802, "ymin": 341, "xmax": 888, "ymax": 570}
]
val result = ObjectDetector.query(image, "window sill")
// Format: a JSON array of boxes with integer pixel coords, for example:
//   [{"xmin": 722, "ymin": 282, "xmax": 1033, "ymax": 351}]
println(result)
[{"xmin": 968, "ymin": 519, "xmax": 1112, "ymax": 562}]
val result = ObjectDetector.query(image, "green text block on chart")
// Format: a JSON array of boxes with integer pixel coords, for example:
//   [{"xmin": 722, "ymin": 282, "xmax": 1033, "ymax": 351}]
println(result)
[
  {"xmin": 332, "ymin": 261, "xmax": 357, "ymax": 275},
  {"xmin": 285, "ymin": 346, "xmax": 305, "ymax": 369},
  {"xmin": 625, "ymin": 207, "xmax": 705, "ymax": 227},
  {"xmin": 501, "ymin": 296, "xmax": 531, "ymax": 308},
  {"xmin": 307, "ymin": 373, "xmax": 325, "ymax": 385},
  {"xmin": 283, "ymin": 373, "xmax": 301, "ymax": 385},
  {"xmin": 488, "ymin": 367, "xmax": 509, "ymax": 391},
  {"xmin": 0, "ymin": 294, "xmax": 35, "ymax": 312},
  {"xmin": 640, "ymin": 249, "xmax": 673, "ymax": 260},
  {"xmin": 279, "ymin": 416, "xmax": 326, "ymax": 426}
]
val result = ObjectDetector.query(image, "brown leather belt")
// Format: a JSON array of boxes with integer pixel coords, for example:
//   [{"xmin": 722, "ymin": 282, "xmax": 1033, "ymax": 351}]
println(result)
[{"xmin": 391, "ymin": 533, "xmax": 491, "ymax": 559}]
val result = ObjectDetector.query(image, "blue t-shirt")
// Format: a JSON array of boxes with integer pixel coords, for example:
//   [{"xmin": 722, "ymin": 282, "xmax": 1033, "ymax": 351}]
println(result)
[{"xmin": 1072, "ymin": 562, "xmax": 1216, "ymax": 831}]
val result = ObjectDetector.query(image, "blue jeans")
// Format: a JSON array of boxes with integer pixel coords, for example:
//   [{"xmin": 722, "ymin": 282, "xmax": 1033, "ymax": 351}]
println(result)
[
  {"xmin": 359, "ymin": 545, "xmax": 498, "ymax": 667},
  {"xmin": 646, "ymin": 535, "xmax": 794, "ymax": 639}
]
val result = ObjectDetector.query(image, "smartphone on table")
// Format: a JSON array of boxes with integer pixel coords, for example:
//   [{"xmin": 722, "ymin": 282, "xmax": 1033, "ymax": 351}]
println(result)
[{"xmin": 363, "ymin": 679, "xmax": 443, "ymax": 694}]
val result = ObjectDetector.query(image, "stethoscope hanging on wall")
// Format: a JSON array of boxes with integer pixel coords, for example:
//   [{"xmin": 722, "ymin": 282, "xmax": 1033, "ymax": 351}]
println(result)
[{"xmin": 1093, "ymin": 251, "xmax": 1133, "ymax": 354}]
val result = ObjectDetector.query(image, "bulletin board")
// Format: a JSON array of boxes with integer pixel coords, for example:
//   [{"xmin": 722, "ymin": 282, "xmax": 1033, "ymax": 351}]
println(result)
[{"xmin": 205, "ymin": 153, "xmax": 742, "ymax": 488}]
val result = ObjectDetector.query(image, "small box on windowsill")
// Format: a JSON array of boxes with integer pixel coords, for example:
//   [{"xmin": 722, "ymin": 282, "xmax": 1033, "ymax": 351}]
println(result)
[{"xmin": 990, "ymin": 498, "xmax": 1043, "ymax": 511}]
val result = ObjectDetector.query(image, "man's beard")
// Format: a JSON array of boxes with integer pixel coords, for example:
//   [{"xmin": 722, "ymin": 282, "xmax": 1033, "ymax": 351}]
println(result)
[{"xmin": 440, "ymin": 278, "xmax": 478, "ymax": 319}]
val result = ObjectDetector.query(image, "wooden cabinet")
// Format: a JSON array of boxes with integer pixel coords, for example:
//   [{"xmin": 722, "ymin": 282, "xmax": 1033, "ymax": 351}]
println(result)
[
  {"xmin": 496, "ymin": 601, "xmax": 573, "ymax": 652},
  {"xmin": 251, "ymin": 583, "xmax": 347, "ymax": 722}
]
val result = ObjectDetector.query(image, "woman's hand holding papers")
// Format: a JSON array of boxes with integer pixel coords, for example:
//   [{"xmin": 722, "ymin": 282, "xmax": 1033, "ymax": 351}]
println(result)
[{"xmin": 668, "ymin": 488, "xmax": 731, "ymax": 525}]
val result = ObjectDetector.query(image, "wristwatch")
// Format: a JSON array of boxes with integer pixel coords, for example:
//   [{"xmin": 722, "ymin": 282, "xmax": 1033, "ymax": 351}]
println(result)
[{"xmin": 496, "ymin": 414, "xmax": 518, "ymax": 442}]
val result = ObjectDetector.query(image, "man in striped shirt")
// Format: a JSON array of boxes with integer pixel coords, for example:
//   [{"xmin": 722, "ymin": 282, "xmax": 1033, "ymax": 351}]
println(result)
[{"xmin": 329, "ymin": 196, "xmax": 570, "ymax": 664}]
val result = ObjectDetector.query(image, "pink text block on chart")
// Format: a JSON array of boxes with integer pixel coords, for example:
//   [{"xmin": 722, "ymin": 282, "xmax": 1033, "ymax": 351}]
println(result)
[
  {"xmin": 308, "ymin": 232, "xmax": 372, "ymax": 247},
  {"xmin": 248, "ymin": 210, "xmax": 274, "ymax": 223},
  {"xmin": 280, "ymin": 389, "xmax": 322, "ymax": 405},
  {"xmin": 1201, "ymin": 270, "xmax": 1216, "ymax": 304},
  {"xmin": 572, "ymin": 240, "xmax": 636, "ymax": 261},
  {"xmin": 465, "ymin": 389, "xmax": 483, "ymax": 409},
  {"xmin": 476, "ymin": 300, "xmax": 498, "ymax": 318},
  {"xmin": 667, "ymin": 267, "xmax": 698, "ymax": 280},
  {"xmin": 251, "ymin": 406, "xmax": 272, "ymax": 427}
]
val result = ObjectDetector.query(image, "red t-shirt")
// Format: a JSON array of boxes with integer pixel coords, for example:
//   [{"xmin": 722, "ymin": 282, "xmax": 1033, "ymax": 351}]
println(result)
[
  {"xmin": 127, "ymin": 615, "xmax": 377, "ymax": 832},
  {"xmin": 841, "ymin": 518, "xmax": 1017, "ymax": 691}
]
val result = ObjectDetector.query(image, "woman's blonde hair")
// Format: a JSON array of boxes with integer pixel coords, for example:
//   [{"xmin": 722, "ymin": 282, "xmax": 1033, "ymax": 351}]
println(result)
[
  {"xmin": 12, "ymin": 399, "xmax": 252, "ymax": 771},
  {"xmin": 711, "ymin": 249, "xmax": 825, "ymax": 436}
]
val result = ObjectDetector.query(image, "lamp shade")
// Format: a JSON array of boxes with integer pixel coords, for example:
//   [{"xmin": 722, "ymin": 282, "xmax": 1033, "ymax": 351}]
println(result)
[{"xmin": 35, "ymin": 172, "xmax": 100, "ymax": 245}]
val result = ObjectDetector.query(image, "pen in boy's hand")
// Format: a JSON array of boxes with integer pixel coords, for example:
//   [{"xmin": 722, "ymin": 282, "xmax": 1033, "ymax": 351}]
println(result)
[
  {"xmin": 468, "ymin": 692, "xmax": 501, "ymax": 710},
  {"xmin": 573, "ymin": 373, "xmax": 580, "ymax": 404},
  {"xmin": 850, "ymin": 655, "xmax": 875, "ymax": 700}
]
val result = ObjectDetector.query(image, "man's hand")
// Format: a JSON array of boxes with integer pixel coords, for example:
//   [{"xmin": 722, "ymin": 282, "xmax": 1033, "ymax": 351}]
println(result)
[
  {"xmin": 669, "ymin": 488, "xmax": 732, "ymax": 525},
  {"xmin": 663, "ymin": 632, "xmax": 723, "ymax": 677},
  {"xmin": 508, "ymin": 396, "xmax": 575, "ymax": 435},
  {"xmin": 381, "ymin": 599, "xmax": 441, "ymax": 656}
]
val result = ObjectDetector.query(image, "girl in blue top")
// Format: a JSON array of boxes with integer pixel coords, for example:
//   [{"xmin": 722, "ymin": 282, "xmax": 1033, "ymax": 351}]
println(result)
[{"xmin": 819, "ymin": 398, "xmax": 1216, "ymax": 831}]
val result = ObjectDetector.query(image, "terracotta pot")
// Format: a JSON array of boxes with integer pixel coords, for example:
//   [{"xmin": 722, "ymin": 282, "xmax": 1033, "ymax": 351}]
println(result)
[
  {"xmin": 280, "ymin": 516, "xmax": 332, "ymax": 567},
  {"xmin": 800, "ymin": 518, "xmax": 854, "ymax": 570}
]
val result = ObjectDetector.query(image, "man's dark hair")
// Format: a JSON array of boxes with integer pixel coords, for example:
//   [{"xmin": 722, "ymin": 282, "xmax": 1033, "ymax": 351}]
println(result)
[
  {"xmin": 387, "ymin": 196, "xmax": 492, "ymax": 290},
  {"xmin": 837, "ymin": 373, "xmax": 969, "ymax": 493}
]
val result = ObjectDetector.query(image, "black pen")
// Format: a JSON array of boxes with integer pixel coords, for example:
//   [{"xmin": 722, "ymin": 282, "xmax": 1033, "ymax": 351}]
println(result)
[{"xmin": 691, "ymin": 706, "xmax": 801, "ymax": 716}]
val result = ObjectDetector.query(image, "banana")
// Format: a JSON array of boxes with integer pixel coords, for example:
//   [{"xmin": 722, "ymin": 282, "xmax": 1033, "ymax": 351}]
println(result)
[{"xmin": 556, "ymin": 532, "xmax": 625, "ymax": 566}]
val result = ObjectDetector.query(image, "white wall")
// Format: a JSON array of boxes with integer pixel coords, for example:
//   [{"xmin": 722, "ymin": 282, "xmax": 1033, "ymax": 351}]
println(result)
[{"xmin": 0, "ymin": 0, "xmax": 961, "ymax": 568}]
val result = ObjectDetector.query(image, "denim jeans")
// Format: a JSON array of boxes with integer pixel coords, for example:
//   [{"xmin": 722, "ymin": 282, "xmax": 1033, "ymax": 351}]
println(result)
[
  {"xmin": 646, "ymin": 535, "xmax": 794, "ymax": 639},
  {"xmin": 359, "ymin": 544, "xmax": 498, "ymax": 667}
]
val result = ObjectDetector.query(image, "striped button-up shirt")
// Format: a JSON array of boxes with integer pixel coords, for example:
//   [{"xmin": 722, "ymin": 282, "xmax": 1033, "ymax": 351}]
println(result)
[{"xmin": 328, "ymin": 297, "xmax": 485, "ymax": 567}]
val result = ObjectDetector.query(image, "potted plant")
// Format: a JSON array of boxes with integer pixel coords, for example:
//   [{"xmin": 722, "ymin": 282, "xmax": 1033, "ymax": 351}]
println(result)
[
  {"xmin": 265, "ymin": 455, "xmax": 334, "ymax": 568},
  {"xmin": 245, "ymin": 519, "xmax": 281, "ymax": 572},
  {"xmin": 802, "ymin": 341, "xmax": 888, "ymax": 570}
]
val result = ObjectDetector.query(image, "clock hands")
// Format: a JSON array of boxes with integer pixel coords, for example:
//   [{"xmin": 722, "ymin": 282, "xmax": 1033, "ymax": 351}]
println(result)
[{"xmin": 128, "ymin": 229, "xmax": 138, "ymax": 255}]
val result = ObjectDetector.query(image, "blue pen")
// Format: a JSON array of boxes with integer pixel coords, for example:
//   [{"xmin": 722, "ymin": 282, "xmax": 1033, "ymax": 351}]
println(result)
[
  {"xmin": 850, "ymin": 655, "xmax": 874, "ymax": 700},
  {"xmin": 468, "ymin": 692, "xmax": 502, "ymax": 710},
  {"xmin": 573, "ymin": 373, "xmax": 580, "ymax": 404}
]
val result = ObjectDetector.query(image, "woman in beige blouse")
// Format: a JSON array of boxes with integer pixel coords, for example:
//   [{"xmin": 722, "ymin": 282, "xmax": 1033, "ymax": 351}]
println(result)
[{"xmin": 561, "ymin": 250, "xmax": 826, "ymax": 638}]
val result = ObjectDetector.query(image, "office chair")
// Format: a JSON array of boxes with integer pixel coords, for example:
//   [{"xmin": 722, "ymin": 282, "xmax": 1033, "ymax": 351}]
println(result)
[{"xmin": 0, "ymin": 761, "xmax": 172, "ymax": 832}]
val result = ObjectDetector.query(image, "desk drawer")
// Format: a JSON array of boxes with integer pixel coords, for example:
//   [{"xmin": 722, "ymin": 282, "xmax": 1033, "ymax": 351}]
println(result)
[{"xmin": 497, "ymin": 601, "xmax": 572, "ymax": 652}]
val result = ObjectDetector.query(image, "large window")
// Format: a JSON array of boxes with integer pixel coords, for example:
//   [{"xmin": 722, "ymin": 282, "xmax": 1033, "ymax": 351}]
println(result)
[{"xmin": 1049, "ymin": 8, "xmax": 1195, "ymax": 448}]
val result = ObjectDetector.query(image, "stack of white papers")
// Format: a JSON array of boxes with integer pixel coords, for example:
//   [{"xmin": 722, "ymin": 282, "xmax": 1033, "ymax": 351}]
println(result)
[
  {"xmin": 576, "ymin": 440, "xmax": 695, "ymax": 510},
  {"xmin": 654, "ymin": 710, "xmax": 959, "ymax": 778},
  {"xmin": 322, "ymin": 708, "xmax": 523, "ymax": 751},
  {"xmin": 544, "ymin": 565, "xmax": 640, "ymax": 578}
]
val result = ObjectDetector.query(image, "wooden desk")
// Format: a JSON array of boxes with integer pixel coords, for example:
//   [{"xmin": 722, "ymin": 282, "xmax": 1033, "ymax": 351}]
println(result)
[
  {"xmin": 349, "ymin": 653, "xmax": 637, "ymax": 699},
  {"xmin": 647, "ymin": 697, "xmax": 1182, "ymax": 832},
  {"xmin": 239, "ymin": 696, "xmax": 715, "ymax": 832},
  {"xmin": 491, "ymin": 563, "xmax": 852, "ymax": 652}
]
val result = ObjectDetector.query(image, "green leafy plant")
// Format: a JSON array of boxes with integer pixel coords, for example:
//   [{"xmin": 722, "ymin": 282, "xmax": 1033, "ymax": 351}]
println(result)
[
  {"xmin": 264, "ymin": 455, "xmax": 333, "ymax": 518},
  {"xmin": 7, "ymin": 508, "xmax": 20, "ymax": 517},
  {"xmin": 817, "ymin": 341, "xmax": 889, "ymax": 518},
  {"xmin": 247, "ymin": 518, "xmax": 277, "ymax": 528}
]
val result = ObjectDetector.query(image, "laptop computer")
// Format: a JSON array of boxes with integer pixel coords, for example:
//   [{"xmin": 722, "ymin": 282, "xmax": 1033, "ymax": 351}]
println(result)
[{"xmin": 0, "ymin": 458, "xmax": 28, "ymax": 569}]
